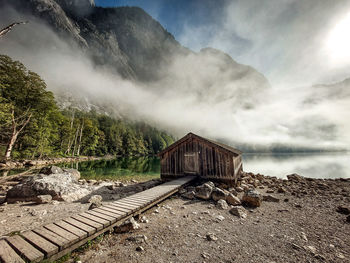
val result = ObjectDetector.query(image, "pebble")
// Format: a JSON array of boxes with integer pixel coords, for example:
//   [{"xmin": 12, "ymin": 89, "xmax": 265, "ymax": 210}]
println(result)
[
  {"xmin": 201, "ymin": 252, "xmax": 210, "ymax": 259},
  {"xmin": 136, "ymin": 246, "xmax": 144, "ymax": 252},
  {"xmin": 336, "ymin": 252, "xmax": 345, "ymax": 259},
  {"xmin": 304, "ymin": 245, "xmax": 316, "ymax": 254},
  {"xmin": 301, "ymin": 232, "xmax": 308, "ymax": 242},
  {"xmin": 215, "ymin": 215, "xmax": 225, "ymax": 221},
  {"xmin": 206, "ymin": 233, "xmax": 218, "ymax": 241}
]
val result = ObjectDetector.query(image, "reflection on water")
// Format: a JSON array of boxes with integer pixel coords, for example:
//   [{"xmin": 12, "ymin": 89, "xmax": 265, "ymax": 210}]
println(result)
[
  {"xmin": 243, "ymin": 152, "xmax": 350, "ymax": 179},
  {"xmin": 58, "ymin": 156, "xmax": 160, "ymax": 180}
]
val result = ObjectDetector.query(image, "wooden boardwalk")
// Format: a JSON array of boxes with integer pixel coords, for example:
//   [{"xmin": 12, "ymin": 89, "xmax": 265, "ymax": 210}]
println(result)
[{"xmin": 0, "ymin": 176, "xmax": 195, "ymax": 263}]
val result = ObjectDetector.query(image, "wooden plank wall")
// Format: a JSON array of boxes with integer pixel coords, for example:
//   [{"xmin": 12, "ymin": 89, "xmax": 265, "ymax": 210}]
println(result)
[{"xmin": 160, "ymin": 138, "xmax": 242, "ymax": 181}]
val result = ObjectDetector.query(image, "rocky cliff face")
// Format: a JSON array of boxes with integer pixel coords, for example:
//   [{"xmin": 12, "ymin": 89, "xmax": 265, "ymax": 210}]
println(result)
[{"xmin": 0, "ymin": 0, "xmax": 269, "ymax": 88}]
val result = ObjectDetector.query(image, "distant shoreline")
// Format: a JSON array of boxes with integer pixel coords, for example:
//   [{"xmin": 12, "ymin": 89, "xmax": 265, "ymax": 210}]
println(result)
[{"xmin": 0, "ymin": 155, "xmax": 114, "ymax": 171}]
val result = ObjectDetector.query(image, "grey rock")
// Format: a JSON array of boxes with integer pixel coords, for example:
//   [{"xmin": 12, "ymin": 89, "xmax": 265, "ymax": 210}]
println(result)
[
  {"xmin": 226, "ymin": 194, "xmax": 241, "ymax": 206},
  {"xmin": 215, "ymin": 215, "xmax": 225, "ymax": 221},
  {"xmin": 242, "ymin": 189, "xmax": 262, "ymax": 207},
  {"xmin": 62, "ymin": 168, "xmax": 81, "ymax": 181},
  {"xmin": 236, "ymin": 186, "xmax": 244, "ymax": 192},
  {"xmin": 140, "ymin": 216, "xmax": 149, "ymax": 223},
  {"xmin": 228, "ymin": 188, "xmax": 238, "ymax": 196},
  {"xmin": 206, "ymin": 233, "xmax": 218, "ymax": 241},
  {"xmin": 229, "ymin": 206, "xmax": 247, "ymax": 219},
  {"xmin": 216, "ymin": 199, "xmax": 228, "ymax": 210},
  {"xmin": 136, "ymin": 246, "xmax": 144, "ymax": 252},
  {"xmin": 212, "ymin": 188, "xmax": 228, "ymax": 201},
  {"xmin": 88, "ymin": 195, "xmax": 102, "ymax": 209},
  {"xmin": 6, "ymin": 173, "xmax": 90, "ymax": 203},
  {"xmin": 182, "ymin": 191, "xmax": 196, "ymax": 200},
  {"xmin": 195, "ymin": 182, "xmax": 214, "ymax": 200}
]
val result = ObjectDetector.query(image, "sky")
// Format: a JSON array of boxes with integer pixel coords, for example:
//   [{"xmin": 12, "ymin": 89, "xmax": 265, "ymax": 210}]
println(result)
[{"xmin": 95, "ymin": 0, "xmax": 350, "ymax": 87}]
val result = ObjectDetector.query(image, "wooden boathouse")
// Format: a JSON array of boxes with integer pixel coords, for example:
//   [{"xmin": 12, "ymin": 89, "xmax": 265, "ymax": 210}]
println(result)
[{"xmin": 158, "ymin": 132, "xmax": 243, "ymax": 185}]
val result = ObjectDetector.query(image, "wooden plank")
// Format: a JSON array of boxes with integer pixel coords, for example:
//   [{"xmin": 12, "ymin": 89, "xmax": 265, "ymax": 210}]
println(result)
[
  {"xmin": 6, "ymin": 235, "xmax": 44, "ymax": 262},
  {"xmin": 109, "ymin": 203, "xmax": 138, "ymax": 212},
  {"xmin": 97, "ymin": 206, "xmax": 126, "ymax": 217},
  {"xmin": 104, "ymin": 204, "xmax": 132, "ymax": 213},
  {"xmin": 0, "ymin": 239, "xmax": 25, "ymax": 263},
  {"xmin": 33, "ymin": 227, "xmax": 71, "ymax": 249},
  {"xmin": 123, "ymin": 196, "xmax": 153, "ymax": 203},
  {"xmin": 86, "ymin": 210, "xmax": 117, "ymax": 223},
  {"xmin": 71, "ymin": 215, "xmax": 104, "ymax": 231},
  {"xmin": 54, "ymin": 221, "xmax": 88, "ymax": 240},
  {"xmin": 44, "ymin": 223, "xmax": 80, "ymax": 244},
  {"xmin": 79, "ymin": 212, "xmax": 110, "ymax": 227},
  {"xmin": 113, "ymin": 200, "xmax": 141, "ymax": 208},
  {"xmin": 93, "ymin": 207, "xmax": 123, "ymax": 218},
  {"xmin": 21, "ymin": 230, "xmax": 59, "ymax": 257},
  {"xmin": 115, "ymin": 198, "xmax": 144, "ymax": 205},
  {"xmin": 119, "ymin": 197, "xmax": 149, "ymax": 204},
  {"xmin": 117, "ymin": 199, "xmax": 147, "ymax": 207},
  {"xmin": 63, "ymin": 218, "xmax": 96, "ymax": 236}
]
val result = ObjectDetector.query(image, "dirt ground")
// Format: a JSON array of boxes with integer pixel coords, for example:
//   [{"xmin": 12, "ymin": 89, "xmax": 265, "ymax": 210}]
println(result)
[{"xmin": 73, "ymin": 179, "xmax": 350, "ymax": 263}]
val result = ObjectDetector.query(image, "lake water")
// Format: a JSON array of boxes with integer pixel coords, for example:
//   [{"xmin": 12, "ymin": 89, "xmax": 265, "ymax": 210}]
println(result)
[
  {"xmin": 242, "ymin": 152, "xmax": 350, "ymax": 179},
  {"xmin": 58, "ymin": 156, "xmax": 161, "ymax": 181},
  {"xmin": 1, "ymin": 153, "xmax": 349, "ymax": 180}
]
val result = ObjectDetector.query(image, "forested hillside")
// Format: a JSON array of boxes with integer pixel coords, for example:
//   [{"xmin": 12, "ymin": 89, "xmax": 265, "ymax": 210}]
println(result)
[{"xmin": 0, "ymin": 55, "xmax": 174, "ymax": 160}]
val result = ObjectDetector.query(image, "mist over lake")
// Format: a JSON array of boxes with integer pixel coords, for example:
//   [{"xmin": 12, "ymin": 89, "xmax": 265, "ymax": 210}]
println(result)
[{"xmin": 243, "ymin": 152, "xmax": 350, "ymax": 179}]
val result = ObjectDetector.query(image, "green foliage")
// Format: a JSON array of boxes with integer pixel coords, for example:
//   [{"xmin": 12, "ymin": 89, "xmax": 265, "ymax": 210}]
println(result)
[{"xmin": 0, "ymin": 55, "xmax": 174, "ymax": 160}]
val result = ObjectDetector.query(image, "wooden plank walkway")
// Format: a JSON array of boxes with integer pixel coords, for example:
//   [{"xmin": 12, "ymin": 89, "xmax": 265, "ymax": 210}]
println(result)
[{"xmin": 0, "ymin": 176, "xmax": 195, "ymax": 262}]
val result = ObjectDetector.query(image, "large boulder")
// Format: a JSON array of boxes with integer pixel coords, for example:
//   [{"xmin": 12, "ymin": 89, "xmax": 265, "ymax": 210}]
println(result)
[
  {"xmin": 242, "ymin": 189, "xmax": 262, "ymax": 207},
  {"xmin": 6, "ymin": 172, "xmax": 90, "ymax": 203},
  {"xmin": 212, "ymin": 188, "xmax": 228, "ymax": 201},
  {"xmin": 195, "ymin": 182, "xmax": 214, "ymax": 200},
  {"xmin": 62, "ymin": 168, "xmax": 81, "ymax": 181}
]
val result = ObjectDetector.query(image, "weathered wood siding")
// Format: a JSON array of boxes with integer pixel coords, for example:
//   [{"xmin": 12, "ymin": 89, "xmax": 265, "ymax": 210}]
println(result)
[{"xmin": 160, "ymin": 137, "xmax": 242, "ymax": 183}]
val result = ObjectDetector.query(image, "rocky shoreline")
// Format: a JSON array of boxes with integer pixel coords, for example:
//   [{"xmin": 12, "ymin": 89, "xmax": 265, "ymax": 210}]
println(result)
[
  {"xmin": 0, "ymin": 169, "xmax": 349, "ymax": 262},
  {"xmin": 76, "ymin": 173, "xmax": 350, "ymax": 263},
  {"xmin": 0, "ymin": 155, "xmax": 113, "ymax": 171}
]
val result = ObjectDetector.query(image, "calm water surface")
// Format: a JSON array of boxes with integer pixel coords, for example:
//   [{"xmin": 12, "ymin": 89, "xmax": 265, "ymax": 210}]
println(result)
[
  {"xmin": 243, "ymin": 152, "xmax": 350, "ymax": 179},
  {"xmin": 59, "ymin": 156, "xmax": 160, "ymax": 180},
  {"xmin": 1, "ymin": 153, "xmax": 349, "ymax": 179}
]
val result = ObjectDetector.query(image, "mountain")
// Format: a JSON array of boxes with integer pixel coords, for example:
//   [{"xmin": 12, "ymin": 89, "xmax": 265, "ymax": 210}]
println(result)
[
  {"xmin": 0, "ymin": 0, "xmax": 269, "ymax": 86},
  {"xmin": 0, "ymin": 0, "xmax": 273, "ymax": 146}
]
